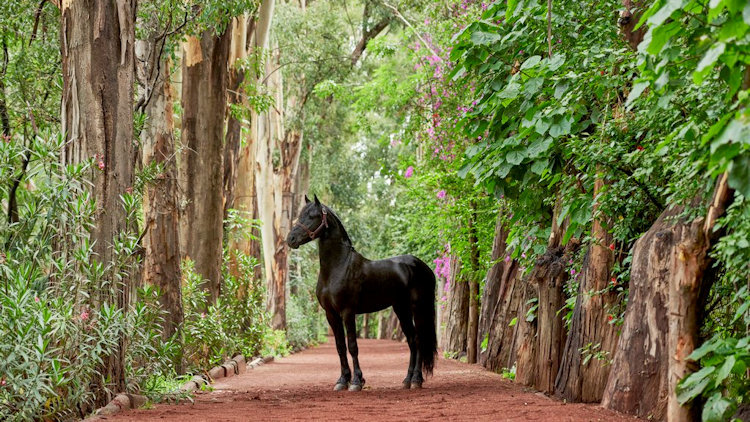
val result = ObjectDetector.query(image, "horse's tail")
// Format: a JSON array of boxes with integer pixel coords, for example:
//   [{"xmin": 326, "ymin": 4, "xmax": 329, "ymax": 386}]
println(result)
[{"xmin": 413, "ymin": 258, "xmax": 438, "ymax": 375}]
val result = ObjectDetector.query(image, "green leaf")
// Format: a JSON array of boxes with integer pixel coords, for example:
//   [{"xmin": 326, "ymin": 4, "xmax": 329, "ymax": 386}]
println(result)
[
  {"xmin": 506, "ymin": 149, "xmax": 525, "ymax": 165},
  {"xmin": 471, "ymin": 31, "xmax": 502, "ymax": 45},
  {"xmin": 530, "ymin": 159, "xmax": 549, "ymax": 175},
  {"xmin": 744, "ymin": 2, "xmax": 750, "ymax": 25},
  {"xmin": 693, "ymin": 42, "xmax": 725, "ymax": 84},
  {"xmin": 728, "ymin": 152, "xmax": 750, "ymax": 198},
  {"xmin": 702, "ymin": 393, "xmax": 736, "ymax": 422},
  {"xmin": 626, "ymin": 81, "xmax": 649, "ymax": 107},
  {"xmin": 549, "ymin": 117, "xmax": 572, "ymax": 138},
  {"xmin": 714, "ymin": 355, "xmax": 735, "ymax": 387},
  {"xmin": 535, "ymin": 118, "xmax": 551, "ymax": 135},
  {"xmin": 677, "ymin": 366, "xmax": 715, "ymax": 404},
  {"xmin": 527, "ymin": 137, "xmax": 553, "ymax": 158},
  {"xmin": 546, "ymin": 53, "xmax": 565, "ymax": 71},
  {"xmin": 508, "ymin": 317, "xmax": 518, "ymax": 327},
  {"xmin": 554, "ymin": 82, "xmax": 569, "ymax": 99},
  {"xmin": 648, "ymin": 0, "xmax": 683, "ymax": 27},
  {"xmin": 520, "ymin": 55, "xmax": 542, "ymax": 70},
  {"xmin": 457, "ymin": 162, "xmax": 472, "ymax": 179},
  {"xmin": 646, "ymin": 21, "xmax": 682, "ymax": 55},
  {"xmin": 498, "ymin": 83, "xmax": 521, "ymax": 99},
  {"xmin": 689, "ymin": 338, "xmax": 722, "ymax": 361}
]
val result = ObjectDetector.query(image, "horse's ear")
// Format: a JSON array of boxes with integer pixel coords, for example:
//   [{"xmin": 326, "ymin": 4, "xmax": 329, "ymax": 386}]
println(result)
[
  {"xmin": 314, "ymin": 194, "xmax": 320, "ymax": 206},
  {"xmin": 304, "ymin": 194, "xmax": 310, "ymax": 204}
]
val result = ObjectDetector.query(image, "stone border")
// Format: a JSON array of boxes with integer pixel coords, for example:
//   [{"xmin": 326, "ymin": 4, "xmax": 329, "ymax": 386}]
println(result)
[{"xmin": 84, "ymin": 354, "xmax": 274, "ymax": 420}]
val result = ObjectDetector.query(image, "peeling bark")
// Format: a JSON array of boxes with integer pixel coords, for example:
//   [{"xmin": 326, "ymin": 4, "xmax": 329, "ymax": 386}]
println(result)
[
  {"xmin": 60, "ymin": 0, "xmax": 136, "ymax": 404},
  {"xmin": 466, "ymin": 203, "xmax": 480, "ymax": 364},
  {"xmin": 602, "ymin": 206, "xmax": 681, "ymax": 420},
  {"xmin": 179, "ymin": 29, "xmax": 231, "ymax": 304},
  {"xmin": 442, "ymin": 258, "xmax": 468, "ymax": 357},
  {"xmin": 555, "ymin": 178, "xmax": 618, "ymax": 402},
  {"xmin": 477, "ymin": 213, "xmax": 509, "ymax": 366},
  {"xmin": 137, "ymin": 38, "xmax": 183, "ymax": 342}
]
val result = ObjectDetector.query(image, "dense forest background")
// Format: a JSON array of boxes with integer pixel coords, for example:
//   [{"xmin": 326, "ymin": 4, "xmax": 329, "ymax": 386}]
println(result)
[{"xmin": 0, "ymin": 0, "xmax": 748, "ymax": 421}]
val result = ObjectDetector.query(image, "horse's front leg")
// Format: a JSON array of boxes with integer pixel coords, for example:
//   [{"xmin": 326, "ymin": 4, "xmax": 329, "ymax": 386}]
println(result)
[
  {"xmin": 325, "ymin": 309, "xmax": 351, "ymax": 391},
  {"xmin": 344, "ymin": 312, "xmax": 365, "ymax": 391}
]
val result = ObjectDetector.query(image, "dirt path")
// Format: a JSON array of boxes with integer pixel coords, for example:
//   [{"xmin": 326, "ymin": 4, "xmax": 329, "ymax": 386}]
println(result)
[{"xmin": 106, "ymin": 338, "xmax": 640, "ymax": 421}]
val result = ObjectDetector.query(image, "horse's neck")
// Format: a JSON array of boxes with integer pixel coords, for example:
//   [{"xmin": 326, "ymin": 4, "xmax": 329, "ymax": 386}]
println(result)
[{"xmin": 318, "ymin": 227, "xmax": 356, "ymax": 277}]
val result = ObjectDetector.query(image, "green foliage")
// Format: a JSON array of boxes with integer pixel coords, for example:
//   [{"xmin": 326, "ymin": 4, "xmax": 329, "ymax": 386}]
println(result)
[
  {"xmin": 181, "ymin": 250, "xmax": 269, "ymax": 371},
  {"xmin": 0, "ymin": 134, "xmax": 170, "ymax": 420}
]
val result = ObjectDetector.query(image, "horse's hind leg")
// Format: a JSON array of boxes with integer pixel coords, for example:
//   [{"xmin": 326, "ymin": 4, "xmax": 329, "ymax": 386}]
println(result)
[
  {"xmin": 325, "ymin": 310, "xmax": 351, "ymax": 391},
  {"xmin": 344, "ymin": 312, "xmax": 365, "ymax": 391},
  {"xmin": 394, "ymin": 305, "xmax": 418, "ymax": 389}
]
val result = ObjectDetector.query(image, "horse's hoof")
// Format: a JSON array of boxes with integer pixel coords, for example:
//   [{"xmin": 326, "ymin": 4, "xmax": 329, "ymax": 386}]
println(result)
[
  {"xmin": 410, "ymin": 381, "xmax": 423, "ymax": 389},
  {"xmin": 334, "ymin": 382, "xmax": 348, "ymax": 391},
  {"xmin": 348, "ymin": 383, "xmax": 362, "ymax": 392},
  {"xmin": 402, "ymin": 381, "xmax": 411, "ymax": 389}
]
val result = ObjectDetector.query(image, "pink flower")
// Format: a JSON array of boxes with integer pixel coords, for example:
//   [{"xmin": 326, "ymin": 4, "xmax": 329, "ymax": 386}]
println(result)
[
  {"xmin": 570, "ymin": 268, "xmax": 576, "ymax": 276},
  {"xmin": 80, "ymin": 310, "xmax": 90, "ymax": 321},
  {"xmin": 521, "ymin": 253, "xmax": 526, "ymax": 258},
  {"xmin": 504, "ymin": 255, "xmax": 511, "ymax": 263},
  {"xmin": 200, "ymin": 312, "xmax": 207, "ymax": 319},
  {"xmin": 125, "ymin": 187, "xmax": 133, "ymax": 194},
  {"xmin": 34, "ymin": 296, "xmax": 40, "ymax": 303},
  {"xmin": 0, "ymin": 378, "xmax": 5, "ymax": 387},
  {"xmin": 404, "ymin": 166, "xmax": 414, "ymax": 179},
  {"xmin": 437, "ymin": 190, "xmax": 446, "ymax": 199},
  {"xmin": 97, "ymin": 160, "xmax": 105, "ymax": 171}
]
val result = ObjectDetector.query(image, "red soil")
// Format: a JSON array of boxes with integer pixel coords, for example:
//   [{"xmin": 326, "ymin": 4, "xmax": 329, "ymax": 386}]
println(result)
[{"xmin": 104, "ymin": 338, "xmax": 642, "ymax": 422}]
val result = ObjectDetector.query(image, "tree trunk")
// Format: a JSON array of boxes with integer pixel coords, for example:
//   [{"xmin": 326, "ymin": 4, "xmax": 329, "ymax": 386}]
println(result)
[
  {"xmin": 514, "ymin": 199, "xmax": 572, "ymax": 392},
  {"xmin": 136, "ymin": 39, "xmax": 183, "ymax": 341},
  {"xmin": 378, "ymin": 308, "xmax": 405, "ymax": 341},
  {"xmin": 601, "ymin": 206, "xmax": 681, "ymax": 420},
  {"xmin": 530, "ymin": 244, "xmax": 573, "ymax": 393},
  {"xmin": 513, "ymin": 274, "xmax": 538, "ymax": 386},
  {"xmin": 555, "ymin": 178, "xmax": 618, "ymax": 402},
  {"xmin": 603, "ymin": 173, "xmax": 733, "ymax": 421},
  {"xmin": 179, "ymin": 29, "xmax": 231, "ymax": 304},
  {"xmin": 477, "ymin": 213, "xmax": 507, "ymax": 365},
  {"xmin": 466, "ymin": 204, "xmax": 480, "ymax": 364},
  {"xmin": 227, "ymin": 1, "xmax": 274, "ymax": 286},
  {"xmin": 223, "ymin": 16, "xmax": 251, "ymax": 218},
  {"xmin": 443, "ymin": 258, "xmax": 468, "ymax": 357},
  {"xmin": 60, "ymin": 0, "xmax": 136, "ymax": 403}
]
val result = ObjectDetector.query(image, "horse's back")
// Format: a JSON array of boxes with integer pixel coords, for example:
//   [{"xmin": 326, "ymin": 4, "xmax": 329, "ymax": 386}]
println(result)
[{"xmin": 349, "ymin": 254, "xmax": 432, "ymax": 313}]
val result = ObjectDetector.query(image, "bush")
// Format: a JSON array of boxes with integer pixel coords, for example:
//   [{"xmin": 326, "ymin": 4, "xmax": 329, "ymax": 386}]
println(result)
[{"xmin": 0, "ymin": 133, "xmax": 170, "ymax": 420}]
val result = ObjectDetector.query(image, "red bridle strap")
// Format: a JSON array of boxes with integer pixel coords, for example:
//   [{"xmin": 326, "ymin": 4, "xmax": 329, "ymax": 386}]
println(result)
[{"xmin": 295, "ymin": 207, "xmax": 328, "ymax": 240}]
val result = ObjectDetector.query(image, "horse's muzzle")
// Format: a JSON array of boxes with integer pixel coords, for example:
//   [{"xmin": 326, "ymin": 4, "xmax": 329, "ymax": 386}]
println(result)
[{"xmin": 286, "ymin": 234, "xmax": 300, "ymax": 249}]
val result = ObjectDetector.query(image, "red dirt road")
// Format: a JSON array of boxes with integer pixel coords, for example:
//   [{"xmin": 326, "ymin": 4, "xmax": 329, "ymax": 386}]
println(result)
[{"xmin": 106, "ymin": 338, "xmax": 641, "ymax": 422}]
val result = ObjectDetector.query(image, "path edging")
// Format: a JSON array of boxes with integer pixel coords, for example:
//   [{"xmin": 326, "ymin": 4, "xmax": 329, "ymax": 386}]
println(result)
[{"xmin": 84, "ymin": 354, "xmax": 273, "ymax": 420}]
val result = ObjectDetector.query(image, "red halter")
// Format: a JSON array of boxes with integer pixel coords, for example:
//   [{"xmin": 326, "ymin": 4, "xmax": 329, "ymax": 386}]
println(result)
[{"xmin": 295, "ymin": 207, "xmax": 328, "ymax": 240}]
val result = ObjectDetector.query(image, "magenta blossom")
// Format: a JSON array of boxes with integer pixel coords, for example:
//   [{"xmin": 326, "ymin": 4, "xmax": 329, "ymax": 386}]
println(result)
[
  {"xmin": 80, "ymin": 310, "xmax": 90, "ymax": 321},
  {"xmin": 437, "ymin": 190, "xmax": 446, "ymax": 199},
  {"xmin": 404, "ymin": 166, "xmax": 414, "ymax": 179}
]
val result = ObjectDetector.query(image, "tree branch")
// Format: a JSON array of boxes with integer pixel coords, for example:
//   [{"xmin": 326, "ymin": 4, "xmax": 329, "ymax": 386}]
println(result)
[
  {"xmin": 29, "ymin": 0, "xmax": 49, "ymax": 46},
  {"xmin": 350, "ymin": 17, "xmax": 390, "ymax": 66},
  {"xmin": 382, "ymin": 2, "xmax": 441, "ymax": 60}
]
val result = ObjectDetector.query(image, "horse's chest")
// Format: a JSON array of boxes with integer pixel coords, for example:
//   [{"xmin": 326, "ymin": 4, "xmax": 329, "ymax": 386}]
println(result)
[{"xmin": 316, "ymin": 274, "xmax": 357, "ymax": 311}]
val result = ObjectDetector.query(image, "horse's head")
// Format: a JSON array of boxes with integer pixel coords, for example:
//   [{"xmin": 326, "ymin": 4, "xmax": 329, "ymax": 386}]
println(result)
[{"xmin": 286, "ymin": 194, "xmax": 328, "ymax": 249}]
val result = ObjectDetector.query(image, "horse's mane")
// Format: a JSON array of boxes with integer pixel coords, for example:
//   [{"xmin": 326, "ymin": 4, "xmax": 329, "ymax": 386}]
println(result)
[{"xmin": 323, "ymin": 205, "xmax": 353, "ymax": 246}]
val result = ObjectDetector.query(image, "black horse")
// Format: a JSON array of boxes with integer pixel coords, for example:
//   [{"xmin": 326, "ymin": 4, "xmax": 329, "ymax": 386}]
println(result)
[{"xmin": 286, "ymin": 195, "xmax": 437, "ymax": 391}]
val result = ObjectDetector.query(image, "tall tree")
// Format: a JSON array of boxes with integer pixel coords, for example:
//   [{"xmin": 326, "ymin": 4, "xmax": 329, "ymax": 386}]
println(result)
[
  {"xmin": 60, "ymin": 0, "xmax": 136, "ymax": 401},
  {"xmin": 136, "ymin": 30, "xmax": 183, "ymax": 340},
  {"xmin": 179, "ymin": 28, "xmax": 232, "ymax": 304}
]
